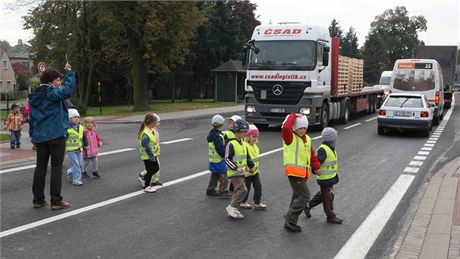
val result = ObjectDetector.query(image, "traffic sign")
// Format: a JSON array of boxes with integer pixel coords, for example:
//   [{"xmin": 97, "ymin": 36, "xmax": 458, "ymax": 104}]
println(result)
[{"xmin": 38, "ymin": 62, "xmax": 47, "ymax": 73}]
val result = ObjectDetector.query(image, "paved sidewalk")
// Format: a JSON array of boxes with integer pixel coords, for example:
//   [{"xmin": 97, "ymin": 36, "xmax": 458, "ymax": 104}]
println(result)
[
  {"xmin": 0, "ymin": 105, "xmax": 244, "ymax": 168},
  {"xmin": 394, "ymin": 157, "xmax": 460, "ymax": 259}
]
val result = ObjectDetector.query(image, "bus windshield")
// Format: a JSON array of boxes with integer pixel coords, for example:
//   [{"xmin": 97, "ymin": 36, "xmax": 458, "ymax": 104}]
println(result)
[
  {"xmin": 393, "ymin": 69, "xmax": 435, "ymax": 91},
  {"xmin": 248, "ymin": 40, "xmax": 316, "ymax": 70}
]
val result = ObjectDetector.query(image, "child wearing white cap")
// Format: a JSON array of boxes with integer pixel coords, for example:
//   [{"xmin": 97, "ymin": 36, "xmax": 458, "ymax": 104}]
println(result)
[
  {"xmin": 206, "ymin": 114, "xmax": 229, "ymax": 196},
  {"xmin": 305, "ymin": 127, "xmax": 343, "ymax": 224},
  {"xmin": 240, "ymin": 124, "xmax": 267, "ymax": 210},
  {"xmin": 66, "ymin": 109, "xmax": 88, "ymax": 186},
  {"xmin": 281, "ymin": 113, "xmax": 321, "ymax": 232}
]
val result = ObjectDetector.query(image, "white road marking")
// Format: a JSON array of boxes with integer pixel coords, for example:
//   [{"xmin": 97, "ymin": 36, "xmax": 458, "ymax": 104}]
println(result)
[
  {"xmin": 0, "ymin": 146, "xmax": 284, "ymax": 238},
  {"xmin": 429, "ymin": 137, "xmax": 438, "ymax": 141},
  {"xmin": 334, "ymin": 174, "xmax": 415, "ymax": 259},
  {"xmin": 409, "ymin": 161, "xmax": 423, "ymax": 167},
  {"xmin": 403, "ymin": 167, "xmax": 420, "ymax": 173},
  {"xmin": 344, "ymin": 123, "xmax": 361, "ymax": 130},
  {"xmin": 365, "ymin": 117, "xmax": 377, "ymax": 122},
  {"xmin": 426, "ymin": 141, "xmax": 436, "ymax": 144},
  {"xmin": 421, "ymin": 147, "xmax": 432, "ymax": 151},
  {"xmin": 160, "ymin": 138, "xmax": 193, "ymax": 144},
  {"xmin": 312, "ymin": 136, "xmax": 322, "ymax": 140},
  {"xmin": 417, "ymin": 151, "xmax": 430, "ymax": 156},
  {"xmin": 99, "ymin": 148, "xmax": 135, "ymax": 156},
  {"xmin": 0, "ymin": 148, "xmax": 136, "ymax": 174},
  {"xmin": 413, "ymin": 156, "xmax": 427, "ymax": 161},
  {"xmin": 0, "ymin": 165, "xmax": 36, "ymax": 174},
  {"xmin": 424, "ymin": 143, "xmax": 435, "ymax": 147}
]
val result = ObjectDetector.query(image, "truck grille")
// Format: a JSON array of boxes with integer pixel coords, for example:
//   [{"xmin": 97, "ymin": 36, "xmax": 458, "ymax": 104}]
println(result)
[{"xmin": 248, "ymin": 81, "xmax": 310, "ymax": 105}]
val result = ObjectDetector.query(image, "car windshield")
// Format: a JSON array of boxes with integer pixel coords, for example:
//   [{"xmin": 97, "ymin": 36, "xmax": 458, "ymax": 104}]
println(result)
[
  {"xmin": 393, "ymin": 68, "xmax": 435, "ymax": 91},
  {"xmin": 379, "ymin": 76, "xmax": 391, "ymax": 85},
  {"xmin": 248, "ymin": 40, "xmax": 316, "ymax": 70},
  {"xmin": 385, "ymin": 96, "xmax": 424, "ymax": 108}
]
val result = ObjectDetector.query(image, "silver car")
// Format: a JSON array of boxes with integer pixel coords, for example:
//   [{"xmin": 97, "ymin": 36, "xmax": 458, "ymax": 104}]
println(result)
[{"xmin": 377, "ymin": 93, "xmax": 433, "ymax": 137}]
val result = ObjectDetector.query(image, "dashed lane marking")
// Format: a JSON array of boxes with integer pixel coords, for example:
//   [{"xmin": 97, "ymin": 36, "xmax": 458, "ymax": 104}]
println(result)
[
  {"xmin": 403, "ymin": 167, "xmax": 420, "ymax": 173},
  {"xmin": 365, "ymin": 117, "xmax": 377, "ymax": 122},
  {"xmin": 414, "ymin": 156, "xmax": 427, "ymax": 161},
  {"xmin": 421, "ymin": 147, "xmax": 432, "ymax": 151},
  {"xmin": 417, "ymin": 151, "xmax": 430, "ymax": 156},
  {"xmin": 409, "ymin": 161, "xmax": 423, "ymax": 167},
  {"xmin": 344, "ymin": 123, "xmax": 361, "ymax": 130},
  {"xmin": 424, "ymin": 143, "xmax": 435, "ymax": 147},
  {"xmin": 160, "ymin": 138, "xmax": 193, "ymax": 144}
]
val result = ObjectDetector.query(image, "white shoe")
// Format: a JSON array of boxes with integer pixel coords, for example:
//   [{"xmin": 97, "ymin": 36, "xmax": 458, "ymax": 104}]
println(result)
[
  {"xmin": 254, "ymin": 203, "xmax": 267, "ymax": 210},
  {"xmin": 240, "ymin": 202, "xmax": 253, "ymax": 209},
  {"xmin": 226, "ymin": 205, "xmax": 239, "ymax": 219},
  {"xmin": 235, "ymin": 210, "xmax": 245, "ymax": 219},
  {"xmin": 144, "ymin": 186, "xmax": 156, "ymax": 193},
  {"xmin": 138, "ymin": 177, "xmax": 145, "ymax": 187},
  {"xmin": 72, "ymin": 180, "xmax": 83, "ymax": 186}
]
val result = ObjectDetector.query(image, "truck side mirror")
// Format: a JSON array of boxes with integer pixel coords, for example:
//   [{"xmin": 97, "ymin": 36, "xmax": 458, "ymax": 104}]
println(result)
[
  {"xmin": 323, "ymin": 51, "xmax": 329, "ymax": 67},
  {"xmin": 242, "ymin": 45, "xmax": 248, "ymax": 67}
]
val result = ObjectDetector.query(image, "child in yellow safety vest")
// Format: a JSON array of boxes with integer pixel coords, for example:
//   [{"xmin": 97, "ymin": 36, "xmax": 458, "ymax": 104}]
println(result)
[
  {"xmin": 138, "ymin": 114, "xmax": 163, "ymax": 187},
  {"xmin": 206, "ymin": 114, "xmax": 229, "ymax": 196},
  {"xmin": 282, "ymin": 113, "xmax": 321, "ymax": 232},
  {"xmin": 224, "ymin": 119, "xmax": 254, "ymax": 219},
  {"xmin": 66, "ymin": 109, "xmax": 88, "ymax": 186},
  {"xmin": 304, "ymin": 127, "xmax": 343, "ymax": 224},
  {"xmin": 223, "ymin": 115, "xmax": 242, "ymax": 194},
  {"xmin": 240, "ymin": 125, "xmax": 267, "ymax": 210},
  {"xmin": 137, "ymin": 113, "xmax": 160, "ymax": 193}
]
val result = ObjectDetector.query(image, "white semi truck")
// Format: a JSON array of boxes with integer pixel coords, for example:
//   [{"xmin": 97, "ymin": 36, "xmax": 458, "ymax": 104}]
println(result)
[{"xmin": 242, "ymin": 23, "xmax": 384, "ymax": 129}]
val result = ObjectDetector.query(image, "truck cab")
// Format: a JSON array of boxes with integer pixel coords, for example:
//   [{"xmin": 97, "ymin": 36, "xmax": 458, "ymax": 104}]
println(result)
[{"xmin": 243, "ymin": 23, "xmax": 332, "ymax": 128}]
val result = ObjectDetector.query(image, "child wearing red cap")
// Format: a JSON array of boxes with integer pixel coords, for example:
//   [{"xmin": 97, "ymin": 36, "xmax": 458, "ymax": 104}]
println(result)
[{"xmin": 240, "ymin": 125, "xmax": 267, "ymax": 210}]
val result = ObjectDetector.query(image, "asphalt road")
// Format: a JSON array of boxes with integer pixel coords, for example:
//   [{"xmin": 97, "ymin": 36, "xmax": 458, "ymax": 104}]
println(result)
[{"xmin": 1, "ymin": 93, "xmax": 459, "ymax": 259}]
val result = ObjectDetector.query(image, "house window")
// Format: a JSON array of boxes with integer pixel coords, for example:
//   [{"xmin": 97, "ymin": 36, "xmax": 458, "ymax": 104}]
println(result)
[
  {"xmin": 2, "ymin": 60, "xmax": 7, "ymax": 69},
  {"xmin": 0, "ymin": 81, "xmax": 3, "ymax": 85},
  {"xmin": 7, "ymin": 80, "xmax": 11, "ymax": 85}
]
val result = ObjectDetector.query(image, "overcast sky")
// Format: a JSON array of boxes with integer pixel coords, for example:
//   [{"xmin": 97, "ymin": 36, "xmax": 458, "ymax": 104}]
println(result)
[
  {"xmin": 252, "ymin": 0, "xmax": 459, "ymax": 47},
  {"xmin": 0, "ymin": 0, "xmax": 459, "ymax": 47}
]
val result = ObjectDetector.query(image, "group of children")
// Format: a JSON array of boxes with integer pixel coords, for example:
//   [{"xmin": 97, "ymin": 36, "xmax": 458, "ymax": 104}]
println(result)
[
  {"xmin": 206, "ymin": 114, "xmax": 267, "ymax": 219},
  {"xmin": 65, "ymin": 108, "xmax": 101, "ymax": 186}
]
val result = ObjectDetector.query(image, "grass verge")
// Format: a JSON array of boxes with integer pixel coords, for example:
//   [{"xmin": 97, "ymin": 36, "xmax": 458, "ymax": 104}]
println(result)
[{"xmin": 85, "ymin": 99, "xmax": 238, "ymax": 116}]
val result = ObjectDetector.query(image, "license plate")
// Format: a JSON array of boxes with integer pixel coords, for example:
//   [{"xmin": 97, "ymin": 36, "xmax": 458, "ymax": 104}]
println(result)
[
  {"xmin": 270, "ymin": 108, "xmax": 285, "ymax": 113},
  {"xmin": 394, "ymin": 111, "xmax": 412, "ymax": 117}
]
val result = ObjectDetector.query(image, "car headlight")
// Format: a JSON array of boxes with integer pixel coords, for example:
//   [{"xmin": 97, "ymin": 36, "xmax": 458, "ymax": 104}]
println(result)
[
  {"xmin": 299, "ymin": 107, "xmax": 310, "ymax": 115},
  {"xmin": 246, "ymin": 105, "xmax": 256, "ymax": 113}
]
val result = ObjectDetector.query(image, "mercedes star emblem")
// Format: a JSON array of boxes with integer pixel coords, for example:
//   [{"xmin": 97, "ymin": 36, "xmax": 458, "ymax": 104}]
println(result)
[{"xmin": 273, "ymin": 84, "xmax": 283, "ymax": 96}]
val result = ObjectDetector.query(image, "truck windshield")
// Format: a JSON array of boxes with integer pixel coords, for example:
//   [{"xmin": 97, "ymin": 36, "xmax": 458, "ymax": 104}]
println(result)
[
  {"xmin": 248, "ymin": 40, "xmax": 316, "ymax": 70},
  {"xmin": 393, "ymin": 69, "xmax": 435, "ymax": 91}
]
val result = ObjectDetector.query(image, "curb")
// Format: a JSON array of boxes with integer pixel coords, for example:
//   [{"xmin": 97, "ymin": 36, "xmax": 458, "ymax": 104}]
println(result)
[{"xmin": 95, "ymin": 110, "xmax": 244, "ymax": 125}]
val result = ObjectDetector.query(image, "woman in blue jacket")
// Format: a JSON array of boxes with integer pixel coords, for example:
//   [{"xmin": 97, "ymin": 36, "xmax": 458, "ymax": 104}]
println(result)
[{"xmin": 29, "ymin": 63, "xmax": 75, "ymax": 210}]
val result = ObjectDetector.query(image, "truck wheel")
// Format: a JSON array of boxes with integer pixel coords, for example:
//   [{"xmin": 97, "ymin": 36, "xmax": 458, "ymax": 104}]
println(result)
[
  {"xmin": 320, "ymin": 103, "xmax": 329, "ymax": 130},
  {"xmin": 339, "ymin": 100, "xmax": 350, "ymax": 124},
  {"xmin": 433, "ymin": 114, "xmax": 440, "ymax": 126}
]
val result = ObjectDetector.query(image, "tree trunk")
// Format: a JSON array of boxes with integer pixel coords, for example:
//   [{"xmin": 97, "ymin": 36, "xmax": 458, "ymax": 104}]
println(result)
[
  {"xmin": 131, "ymin": 47, "xmax": 149, "ymax": 111},
  {"xmin": 83, "ymin": 62, "xmax": 95, "ymax": 107},
  {"xmin": 170, "ymin": 71, "xmax": 176, "ymax": 103}
]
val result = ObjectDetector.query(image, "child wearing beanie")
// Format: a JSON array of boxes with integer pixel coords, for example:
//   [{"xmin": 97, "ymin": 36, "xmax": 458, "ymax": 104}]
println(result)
[
  {"xmin": 240, "ymin": 125, "xmax": 267, "ymax": 210},
  {"xmin": 66, "ymin": 109, "xmax": 88, "ymax": 186},
  {"xmin": 282, "ymin": 113, "xmax": 321, "ymax": 232},
  {"xmin": 305, "ymin": 127, "xmax": 343, "ymax": 224}
]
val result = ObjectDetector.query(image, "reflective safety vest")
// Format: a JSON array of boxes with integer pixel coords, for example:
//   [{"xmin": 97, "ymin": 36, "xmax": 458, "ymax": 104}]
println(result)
[
  {"xmin": 209, "ymin": 133, "xmax": 225, "ymax": 163},
  {"xmin": 244, "ymin": 141, "xmax": 260, "ymax": 177},
  {"xmin": 66, "ymin": 125, "xmax": 84, "ymax": 152},
  {"xmin": 317, "ymin": 144, "xmax": 338, "ymax": 181},
  {"xmin": 283, "ymin": 133, "xmax": 311, "ymax": 180},
  {"xmin": 226, "ymin": 139, "xmax": 247, "ymax": 177},
  {"xmin": 224, "ymin": 130, "xmax": 235, "ymax": 144},
  {"xmin": 138, "ymin": 128, "xmax": 159, "ymax": 160}
]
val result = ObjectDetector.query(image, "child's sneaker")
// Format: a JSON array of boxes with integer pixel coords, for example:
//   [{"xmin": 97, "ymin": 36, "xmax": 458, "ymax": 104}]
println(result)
[
  {"xmin": 138, "ymin": 176, "xmax": 145, "ymax": 187},
  {"xmin": 82, "ymin": 172, "xmax": 89, "ymax": 178},
  {"xmin": 240, "ymin": 202, "xmax": 253, "ymax": 209},
  {"xmin": 92, "ymin": 171, "xmax": 101, "ymax": 178},
  {"xmin": 144, "ymin": 186, "xmax": 156, "ymax": 193},
  {"xmin": 72, "ymin": 180, "xmax": 83, "ymax": 186},
  {"xmin": 254, "ymin": 203, "xmax": 267, "ymax": 210},
  {"xmin": 226, "ymin": 205, "xmax": 239, "ymax": 219},
  {"xmin": 152, "ymin": 181, "xmax": 162, "ymax": 186}
]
